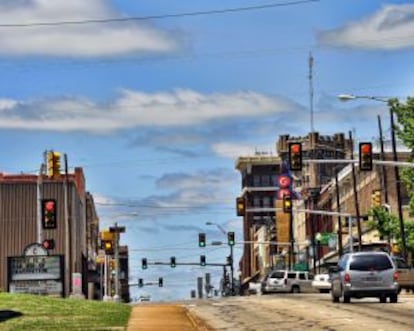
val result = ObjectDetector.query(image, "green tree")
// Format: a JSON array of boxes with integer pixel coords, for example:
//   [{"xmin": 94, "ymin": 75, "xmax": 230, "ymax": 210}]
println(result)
[
  {"xmin": 391, "ymin": 97, "xmax": 414, "ymax": 211},
  {"xmin": 389, "ymin": 97, "xmax": 414, "ymax": 253},
  {"xmin": 368, "ymin": 207, "xmax": 398, "ymax": 240}
]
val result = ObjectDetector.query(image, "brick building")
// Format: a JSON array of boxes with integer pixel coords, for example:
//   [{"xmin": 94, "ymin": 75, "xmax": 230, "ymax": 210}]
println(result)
[{"xmin": 0, "ymin": 167, "xmax": 112, "ymax": 299}]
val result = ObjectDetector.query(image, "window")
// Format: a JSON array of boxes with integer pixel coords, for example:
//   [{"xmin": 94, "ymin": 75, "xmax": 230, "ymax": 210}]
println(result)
[
  {"xmin": 349, "ymin": 254, "xmax": 393, "ymax": 271},
  {"xmin": 287, "ymin": 273, "xmax": 296, "ymax": 279},
  {"xmin": 271, "ymin": 271, "xmax": 285, "ymax": 279},
  {"xmin": 299, "ymin": 273, "xmax": 306, "ymax": 280}
]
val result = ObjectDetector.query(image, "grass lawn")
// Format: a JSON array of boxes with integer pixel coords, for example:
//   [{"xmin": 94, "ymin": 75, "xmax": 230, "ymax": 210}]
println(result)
[{"xmin": 0, "ymin": 293, "xmax": 131, "ymax": 331}]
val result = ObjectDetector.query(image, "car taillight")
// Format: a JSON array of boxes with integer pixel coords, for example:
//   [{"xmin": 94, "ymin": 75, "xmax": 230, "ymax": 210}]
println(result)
[
  {"xmin": 344, "ymin": 273, "xmax": 351, "ymax": 283},
  {"xmin": 393, "ymin": 271, "xmax": 398, "ymax": 281}
]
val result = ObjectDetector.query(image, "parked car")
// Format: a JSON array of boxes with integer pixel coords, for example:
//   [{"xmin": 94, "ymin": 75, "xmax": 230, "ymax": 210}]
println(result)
[
  {"xmin": 330, "ymin": 251, "xmax": 399, "ymax": 303},
  {"xmin": 392, "ymin": 256, "xmax": 414, "ymax": 293},
  {"xmin": 261, "ymin": 270, "xmax": 314, "ymax": 294},
  {"xmin": 311, "ymin": 273, "xmax": 331, "ymax": 293}
]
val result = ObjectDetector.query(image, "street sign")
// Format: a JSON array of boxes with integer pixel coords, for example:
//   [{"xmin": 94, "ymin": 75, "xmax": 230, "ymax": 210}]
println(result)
[{"xmin": 277, "ymin": 175, "xmax": 291, "ymax": 188}]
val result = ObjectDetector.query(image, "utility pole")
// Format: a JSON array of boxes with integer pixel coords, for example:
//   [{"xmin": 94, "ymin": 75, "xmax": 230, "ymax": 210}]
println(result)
[
  {"xmin": 110, "ymin": 223, "xmax": 125, "ymax": 302},
  {"xmin": 349, "ymin": 131, "xmax": 362, "ymax": 251},
  {"xmin": 390, "ymin": 102, "xmax": 407, "ymax": 262}
]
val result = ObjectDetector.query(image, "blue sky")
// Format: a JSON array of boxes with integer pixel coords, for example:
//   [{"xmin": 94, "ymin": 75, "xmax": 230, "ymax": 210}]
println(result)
[{"xmin": 1, "ymin": 0, "xmax": 414, "ymax": 301}]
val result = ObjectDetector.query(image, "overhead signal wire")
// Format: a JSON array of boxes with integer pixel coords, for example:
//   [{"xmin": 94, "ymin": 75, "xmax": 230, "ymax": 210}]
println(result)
[{"xmin": 0, "ymin": 1, "xmax": 320, "ymax": 28}]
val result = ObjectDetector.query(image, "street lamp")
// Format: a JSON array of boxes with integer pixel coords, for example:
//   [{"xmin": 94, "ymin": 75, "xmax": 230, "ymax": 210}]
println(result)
[
  {"xmin": 337, "ymin": 93, "xmax": 408, "ymax": 262},
  {"xmin": 205, "ymin": 222, "xmax": 235, "ymax": 295}
]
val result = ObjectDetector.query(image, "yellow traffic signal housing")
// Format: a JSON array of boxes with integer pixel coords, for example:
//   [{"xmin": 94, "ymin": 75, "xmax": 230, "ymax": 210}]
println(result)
[
  {"xmin": 288, "ymin": 142, "xmax": 302, "ymax": 171},
  {"xmin": 53, "ymin": 152, "xmax": 61, "ymax": 177},
  {"xmin": 236, "ymin": 197, "xmax": 245, "ymax": 216},
  {"xmin": 46, "ymin": 151, "xmax": 61, "ymax": 178},
  {"xmin": 109, "ymin": 259, "xmax": 116, "ymax": 270},
  {"xmin": 359, "ymin": 142, "xmax": 373, "ymax": 171},
  {"xmin": 371, "ymin": 190, "xmax": 381, "ymax": 207},
  {"xmin": 102, "ymin": 240, "xmax": 114, "ymax": 255}
]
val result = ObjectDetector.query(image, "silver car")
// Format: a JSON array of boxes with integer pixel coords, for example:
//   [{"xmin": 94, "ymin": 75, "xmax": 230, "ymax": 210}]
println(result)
[
  {"xmin": 261, "ymin": 270, "xmax": 313, "ymax": 294},
  {"xmin": 330, "ymin": 251, "xmax": 399, "ymax": 303}
]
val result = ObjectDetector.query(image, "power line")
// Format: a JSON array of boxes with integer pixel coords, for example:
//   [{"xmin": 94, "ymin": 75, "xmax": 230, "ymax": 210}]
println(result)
[{"xmin": 0, "ymin": 1, "xmax": 319, "ymax": 28}]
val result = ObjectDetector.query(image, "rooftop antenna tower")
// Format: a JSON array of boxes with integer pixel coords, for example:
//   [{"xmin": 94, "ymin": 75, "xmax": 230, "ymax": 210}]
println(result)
[{"xmin": 309, "ymin": 52, "xmax": 314, "ymax": 133}]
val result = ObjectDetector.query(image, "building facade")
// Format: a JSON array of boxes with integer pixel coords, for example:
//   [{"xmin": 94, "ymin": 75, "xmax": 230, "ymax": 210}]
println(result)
[{"xmin": 0, "ymin": 167, "xmax": 107, "ymax": 299}]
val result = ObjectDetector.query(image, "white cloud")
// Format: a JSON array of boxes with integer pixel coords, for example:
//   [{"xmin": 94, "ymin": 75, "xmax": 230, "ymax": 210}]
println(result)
[
  {"xmin": 211, "ymin": 142, "xmax": 276, "ymax": 159},
  {"xmin": 0, "ymin": 0, "xmax": 179, "ymax": 57},
  {"xmin": 0, "ymin": 89, "xmax": 300, "ymax": 133},
  {"xmin": 318, "ymin": 4, "xmax": 414, "ymax": 50}
]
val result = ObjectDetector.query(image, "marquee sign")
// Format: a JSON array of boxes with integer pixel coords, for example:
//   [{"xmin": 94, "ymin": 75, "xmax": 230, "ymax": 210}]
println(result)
[{"xmin": 8, "ymin": 243, "xmax": 64, "ymax": 296}]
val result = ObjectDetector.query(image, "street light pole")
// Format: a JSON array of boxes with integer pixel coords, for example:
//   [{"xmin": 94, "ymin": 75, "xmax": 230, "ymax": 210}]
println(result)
[{"xmin": 338, "ymin": 94, "xmax": 408, "ymax": 262}]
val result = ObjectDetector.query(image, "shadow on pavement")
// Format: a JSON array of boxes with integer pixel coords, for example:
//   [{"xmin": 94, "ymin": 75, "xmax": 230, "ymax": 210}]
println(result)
[{"xmin": 0, "ymin": 310, "xmax": 23, "ymax": 322}]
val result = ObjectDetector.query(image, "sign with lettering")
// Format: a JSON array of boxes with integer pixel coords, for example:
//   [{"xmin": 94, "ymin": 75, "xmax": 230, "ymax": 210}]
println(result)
[{"xmin": 8, "ymin": 242, "xmax": 64, "ymax": 296}]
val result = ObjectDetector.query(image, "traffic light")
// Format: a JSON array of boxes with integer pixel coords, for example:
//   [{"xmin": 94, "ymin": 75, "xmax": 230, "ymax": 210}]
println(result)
[
  {"xmin": 200, "ymin": 255, "xmax": 206, "ymax": 266},
  {"xmin": 138, "ymin": 278, "xmax": 143, "ymax": 287},
  {"xmin": 170, "ymin": 256, "xmax": 176, "ymax": 268},
  {"xmin": 227, "ymin": 232, "xmax": 235, "ymax": 246},
  {"xmin": 198, "ymin": 233, "xmax": 206, "ymax": 247},
  {"xmin": 283, "ymin": 194, "xmax": 292, "ymax": 213},
  {"xmin": 46, "ymin": 151, "xmax": 61, "ymax": 178},
  {"xmin": 288, "ymin": 142, "xmax": 302, "ymax": 171},
  {"xmin": 236, "ymin": 197, "xmax": 245, "ymax": 216},
  {"xmin": 42, "ymin": 199, "xmax": 57, "ymax": 229},
  {"xmin": 226, "ymin": 255, "xmax": 233, "ymax": 265},
  {"xmin": 42, "ymin": 239, "xmax": 55, "ymax": 250},
  {"xmin": 158, "ymin": 277, "xmax": 163, "ymax": 287},
  {"xmin": 142, "ymin": 258, "xmax": 148, "ymax": 270},
  {"xmin": 102, "ymin": 240, "xmax": 113, "ymax": 255},
  {"xmin": 371, "ymin": 190, "xmax": 381, "ymax": 207},
  {"xmin": 359, "ymin": 142, "xmax": 373, "ymax": 171},
  {"xmin": 109, "ymin": 259, "xmax": 116, "ymax": 271}
]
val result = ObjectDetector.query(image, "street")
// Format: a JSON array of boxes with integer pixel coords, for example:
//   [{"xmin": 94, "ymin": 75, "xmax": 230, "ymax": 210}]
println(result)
[{"xmin": 186, "ymin": 293, "xmax": 414, "ymax": 331}]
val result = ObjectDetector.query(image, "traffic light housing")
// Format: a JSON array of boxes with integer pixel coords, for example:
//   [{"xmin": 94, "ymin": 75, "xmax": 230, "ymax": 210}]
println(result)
[
  {"xmin": 46, "ymin": 151, "xmax": 61, "ymax": 178},
  {"xmin": 227, "ymin": 232, "xmax": 235, "ymax": 246},
  {"xmin": 288, "ymin": 142, "xmax": 302, "ymax": 171},
  {"xmin": 42, "ymin": 199, "xmax": 57, "ymax": 229},
  {"xmin": 359, "ymin": 142, "xmax": 373, "ymax": 171},
  {"xmin": 158, "ymin": 277, "xmax": 163, "ymax": 287},
  {"xmin": 371, "ymin": 190, "xmax": 381, "ymax": 207},
  {"xmin": 200, "ymin": 255, "xmax": 206, "ymax": 266},
  {"xmin": 198, "ymin": 233, "xmax": 206, "ymax": 247},
  {"xmin": 138, "ymin": 278, "xmax": 143, "ymax": 287},
  {"xmin": 283, "ymin": 195, "xmax": 292, "ymax": 213},
  {"xmin": 109, "ymin": 259, "xmax": 116, "ymax": 271},
  {"xmin": 236, "ymin": 197, "xmax": 245, "ymax": 216},
  {"xmin": 42, "ymin": 239, "xmax": 55, "ymax": 250},
  {"xmin": 102, "ymin": 240, "xmax": 114, "ymax": 255},
  {"xmin": 142, "ymin": 258, "xmax": 148, "ymax": 270},
  {"xmin": 170, "ymin": 256, "xmax": 176, "ymax": 268}
]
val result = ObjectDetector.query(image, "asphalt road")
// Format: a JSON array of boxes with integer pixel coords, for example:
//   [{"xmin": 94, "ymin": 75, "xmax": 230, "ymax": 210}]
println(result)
[{"xmin": 185, "ymin": 292, "xmax": 414, "ymax": 331}]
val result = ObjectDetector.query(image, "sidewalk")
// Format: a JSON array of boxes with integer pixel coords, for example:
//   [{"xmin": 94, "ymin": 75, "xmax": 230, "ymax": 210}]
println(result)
[{"xmin": 126, "ymin": 303, "xmax": 211, "ymax": 331}]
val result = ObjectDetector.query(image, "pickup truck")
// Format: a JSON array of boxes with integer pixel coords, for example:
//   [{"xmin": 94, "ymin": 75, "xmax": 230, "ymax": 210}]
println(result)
[{"xmin": 393, "ymin": 256, "xmax": 414, "ymax": 293}]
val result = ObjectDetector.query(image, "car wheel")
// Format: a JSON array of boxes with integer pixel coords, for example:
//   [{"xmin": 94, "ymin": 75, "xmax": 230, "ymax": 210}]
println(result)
[
  {"xmin": 332, "ymin": 294, "xmax": 340, "ymax": 303},
  {"xmin": 380, "ymin": 296, "xmax": 386, "ymax": 303},
  {"xmin": 343, "ymin": 295, "xmax": 351, "ymax": 303},
  {"xmin": 291, "ymin": 286, "xmax": 300, "ymax": 293},
  {"xmin": 390, "ymin": 294, "xmax": 398, "ymax": 303}
]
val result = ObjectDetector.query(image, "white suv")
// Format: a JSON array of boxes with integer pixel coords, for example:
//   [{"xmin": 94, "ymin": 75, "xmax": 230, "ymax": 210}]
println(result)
[{"xmin": 261, "ymin": 270, "xmax": 314, "ymax": 294}]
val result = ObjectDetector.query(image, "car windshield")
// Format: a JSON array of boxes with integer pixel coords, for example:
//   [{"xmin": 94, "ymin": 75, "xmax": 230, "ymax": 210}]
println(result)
[{"xmin": 349, "ymin": 254, "xmax": 393, "ymax": 271}]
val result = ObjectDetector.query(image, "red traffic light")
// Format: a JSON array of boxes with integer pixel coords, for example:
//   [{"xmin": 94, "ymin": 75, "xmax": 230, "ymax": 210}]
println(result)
[
  {"xmin": 288, "ymin": 142, "xmax": 302, "ymax": 171},
  {"xmin": 359, "ymin": 142, "xmax": 373, "ymax": 171},
  {"xmin": 42, "ymin": 239, "xmax": 55, "ymax": 250},
  {"xmin": 42, "ymin": 199, "xmax": 57, "ymax": 229}
]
